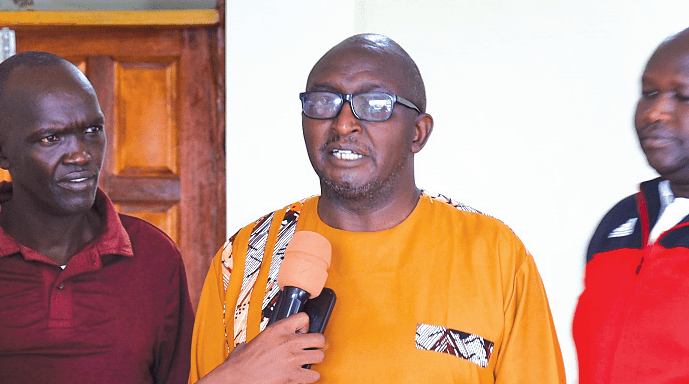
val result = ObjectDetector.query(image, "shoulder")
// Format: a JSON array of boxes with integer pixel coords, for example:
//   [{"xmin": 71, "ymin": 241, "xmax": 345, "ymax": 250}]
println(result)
[
  {"xmin": 597, "ymin": 193, "xmax": 639, "ymax": 229},
  {"xmin": 223, "ymin": 196, "xmax": 316, "ymax": 252},
  {"xmin": 118, "ymin": 213, "xmax": 183, "ymax": 261},
  {"xmin": 213, "ymin": 197, "xmax": 316, "ymax": 283},
  {"xmin": 234, "ymin": 196, "xmax": 316, "ymax": 236},
  {"xmin": 586, "ymin": 192, "xmax": 640, "ymax": 262},
  {"xmin": 420, "ymin": 191, "xmax": 529, "ymax": 265},
  {"xmin": 421, "ymin": 191, "xmax": 517, "ymax": 236},
  {"xmin": 421, "ymin": 192, "xmax": 533, "ymax": 282}
]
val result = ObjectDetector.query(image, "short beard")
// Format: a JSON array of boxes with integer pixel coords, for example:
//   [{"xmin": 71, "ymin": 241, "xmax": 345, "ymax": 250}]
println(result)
[
  {"xmin": 318, "ymin": 153, "xmax": 410, "ymax": 207},
  {"xmin": 320, "ymin": 177, "xmax": 380, "ymax": 202}
]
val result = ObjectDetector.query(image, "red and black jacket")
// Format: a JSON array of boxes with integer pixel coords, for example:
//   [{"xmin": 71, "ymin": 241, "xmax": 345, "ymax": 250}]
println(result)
[{"xmin": 574, "ymin": 177, "xmax": 689, "ymax": 383}]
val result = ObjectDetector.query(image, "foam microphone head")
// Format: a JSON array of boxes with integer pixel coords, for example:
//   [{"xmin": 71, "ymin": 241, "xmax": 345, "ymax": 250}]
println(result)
[{"xmin": 277, "ymin": 231, "xmax": 332, "ymax": 298}]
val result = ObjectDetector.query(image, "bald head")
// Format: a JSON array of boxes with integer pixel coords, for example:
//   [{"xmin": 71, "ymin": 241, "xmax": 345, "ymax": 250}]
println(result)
[
  {"xmin": 307, "ymin": 34, "xmax": 427, "ymax": 112},
  {"xmin": 647, "ymin": 27, "xmax": 689, "ymax": 67},
  {"xmin": 0, "ymin": 52, "xmax": 95, "ymax": 137},
  {"xmin": 0, "ymin": 51, "xmax": 90, "ymax": 101},
  {"xmin": 654, "ymin": 27, "xmax": 689, "ymax": 53}
]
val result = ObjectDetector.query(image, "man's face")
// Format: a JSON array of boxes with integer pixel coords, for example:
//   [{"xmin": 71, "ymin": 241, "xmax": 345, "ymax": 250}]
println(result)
[
  {"xmin": 0, "ymin": 64, "xmax": 106, "ymax": 215},
  {"xmin": 302, "ymin": 47, "xmax": 421, "ymax": 200},
  {"xmin": 635, "ymin": 40, "xmax": 689, "ymax": 181}
]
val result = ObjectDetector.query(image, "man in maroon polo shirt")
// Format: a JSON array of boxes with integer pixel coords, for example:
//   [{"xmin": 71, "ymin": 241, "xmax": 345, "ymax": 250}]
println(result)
[{"xmin": 0, "ymin": 51, "xmax": 194, "ymax": 384}]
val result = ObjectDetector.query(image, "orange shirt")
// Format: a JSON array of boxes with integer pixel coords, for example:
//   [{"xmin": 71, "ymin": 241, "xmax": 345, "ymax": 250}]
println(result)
[{"xmin": 190, "ymin": 194, "xmax": 565, "ymax": 383}]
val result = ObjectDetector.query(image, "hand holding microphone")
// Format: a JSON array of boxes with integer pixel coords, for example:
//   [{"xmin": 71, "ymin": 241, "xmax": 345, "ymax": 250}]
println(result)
[
  {"xmin": 198, "ymin": 231, "xmax": 335, "ymax": 384},
  {"xmin": 200, "ymin": 313, "xmax": 325, "ymax": 384}
]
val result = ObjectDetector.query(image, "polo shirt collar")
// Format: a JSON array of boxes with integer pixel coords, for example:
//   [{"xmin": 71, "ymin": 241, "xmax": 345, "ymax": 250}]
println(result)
[{"xmin": 0, "ymin": 182, "xmax": 134, "ymax": 263}]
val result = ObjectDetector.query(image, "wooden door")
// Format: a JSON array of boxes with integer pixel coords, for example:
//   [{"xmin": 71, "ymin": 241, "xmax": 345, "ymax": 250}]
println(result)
[{"xmin": 1, "ymin": 11, "xmax": 225, "ymax": 309}]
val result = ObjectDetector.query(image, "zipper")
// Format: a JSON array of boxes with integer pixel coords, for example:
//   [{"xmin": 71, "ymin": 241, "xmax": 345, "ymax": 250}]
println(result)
[{"xmin": 635, "ymin": 255, "xmax": 645, "ymax": 274}]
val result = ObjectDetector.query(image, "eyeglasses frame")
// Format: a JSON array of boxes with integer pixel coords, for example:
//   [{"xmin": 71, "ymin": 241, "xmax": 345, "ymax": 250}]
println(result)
[{"xmin": 299, "ymin": 91, "xmax": 422, "ymax": 122}]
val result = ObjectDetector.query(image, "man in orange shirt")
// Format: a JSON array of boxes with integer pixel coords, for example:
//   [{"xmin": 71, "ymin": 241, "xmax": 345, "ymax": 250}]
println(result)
[{"xmin": 190, "ymin": 33, "xmax": 565, "ymax": 383}]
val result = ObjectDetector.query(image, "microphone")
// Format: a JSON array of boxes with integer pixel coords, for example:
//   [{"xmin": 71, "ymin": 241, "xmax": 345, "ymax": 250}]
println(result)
[{"xmin": 268, "ymin": 231, "xmax": 332, "ymax": 325}]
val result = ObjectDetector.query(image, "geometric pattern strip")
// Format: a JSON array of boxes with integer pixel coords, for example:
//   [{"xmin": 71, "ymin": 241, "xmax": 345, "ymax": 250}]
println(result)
[
  {"xmin": 424, "ymin": 191, "xmax": 482, "ymax": 214},
  {"xmin": 415, "ymin": 323, "xmax": 494, "ymax": 368},
  {"xmin": 259, "ymin": 200, "xmax": 304, "ymax": 331},
  {"xmin": 231, "ymin": 212, "xmax": 274, "ymax": 346}
]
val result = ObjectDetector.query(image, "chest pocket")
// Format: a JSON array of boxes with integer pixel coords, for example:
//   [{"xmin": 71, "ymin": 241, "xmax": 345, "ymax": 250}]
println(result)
[{"xmin": 415, "ymin": 323, "xmax": 494, "ymax": 368}]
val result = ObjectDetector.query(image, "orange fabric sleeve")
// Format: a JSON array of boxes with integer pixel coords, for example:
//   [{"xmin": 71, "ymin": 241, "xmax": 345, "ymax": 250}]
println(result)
[
  {"xmin": 188, "ymin": 247, "xmax": 228, "ymax": 384},
  {"xmin": 494, "ymin": 234, "xmax": 566, "ymax": 383}
]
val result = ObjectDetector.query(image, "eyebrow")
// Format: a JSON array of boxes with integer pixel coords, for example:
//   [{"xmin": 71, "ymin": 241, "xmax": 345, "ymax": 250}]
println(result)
[{"xmin": 27, "ymin": 116, "xmax": 105, "ymax": 139}]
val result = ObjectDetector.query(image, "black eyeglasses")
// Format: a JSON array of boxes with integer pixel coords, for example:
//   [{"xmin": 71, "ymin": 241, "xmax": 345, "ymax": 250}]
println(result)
[{"xmin": 299, "ymin": 91, "xmax": 421, "ymax": 122}]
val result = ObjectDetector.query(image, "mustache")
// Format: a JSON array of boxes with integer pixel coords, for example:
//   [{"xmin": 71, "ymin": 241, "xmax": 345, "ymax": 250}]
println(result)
[{"xmin": 320, "ymin": 135, "xmax": 359, "ymax": 151}]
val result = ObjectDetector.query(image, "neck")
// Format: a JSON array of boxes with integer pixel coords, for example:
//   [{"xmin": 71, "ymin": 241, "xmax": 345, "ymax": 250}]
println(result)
[
  {"xmin": 0, "ymin": 196, "xmax": 102, "ymax": 266},
  {"xmin": 317, "ymin": 182, "xmax": 421, "ymax": 232}
]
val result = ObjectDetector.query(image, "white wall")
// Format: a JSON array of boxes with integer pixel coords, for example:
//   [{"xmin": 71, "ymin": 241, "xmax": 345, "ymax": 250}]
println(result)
[{"xmin": 227, "ymin": 1, "xmax": 689, "ymax": 382}]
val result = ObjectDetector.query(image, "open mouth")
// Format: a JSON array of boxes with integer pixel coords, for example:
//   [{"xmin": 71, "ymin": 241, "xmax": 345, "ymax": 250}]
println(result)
[
  {"xmin": 57, "ymin": 172, "xmax": 98, "ymax": 191},
  {"xmin": 332, "ymin": 149, "xmax": 363, "ymax": 160}
]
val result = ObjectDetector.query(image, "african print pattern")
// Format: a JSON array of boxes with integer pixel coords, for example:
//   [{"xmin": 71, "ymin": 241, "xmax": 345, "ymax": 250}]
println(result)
[
  {"xmin": 232, "ymin": 212, "xmax": 273, "ymax": 345},
  {"xmin": 219, "ymin": 234, "xmax": 236, "ymax": 354},
  {"xmin": 415, "ymin": 323, "xmax": 494, "ymax": 368},
  {"xmin": 259, "ymin": 201, "xmax": 303, "ymax": 331},
  {"xmin": 222, "ymin": 200, "xmax": 306, "ymax": 348},
  {"xmin": 423, "ymin": 191, "xmax": 482, "ymax": 214}
]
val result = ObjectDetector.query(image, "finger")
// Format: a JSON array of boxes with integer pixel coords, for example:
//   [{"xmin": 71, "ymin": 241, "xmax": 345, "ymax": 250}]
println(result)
[
  {"xmin": 290, "ymin": 332, "xmax": 327, "ymax": 350},
  {"xmin": 296, "ymin": 367, "xmax": 321, "ymax": 384},
  {"xmin": 273, "ymin": 312, "xmax": 310, "ymax": 333},
  {"xmin": 296, "ymin": 319, "xmax": 310, "ymax": 334},
  {"xmin": 298, "ymin": 347, "xmax": 326, "ymax": 365}
]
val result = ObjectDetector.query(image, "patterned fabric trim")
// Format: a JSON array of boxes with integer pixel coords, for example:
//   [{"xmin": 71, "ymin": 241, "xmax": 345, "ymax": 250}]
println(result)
[
  {"xmin": 423, "ymin": 191, "xmax": 482, "ymax": 215},
  {"xmin": 232, "ymin": 213, "xmax": 273, "ymax": 345},
  {"xmin": 219, "ymin": 234, "xmax": 236, "ymax": 354},
  {"xmin": 416, "ymin": 323, "xmax": 494, "ymax": 368},
  {"xmin": 259, "ymin": 201, "xmax": 304, "ymax": 332},
  {"xmin": 222, "ymin": 200, "xmax": 306, "ymax": 349}
]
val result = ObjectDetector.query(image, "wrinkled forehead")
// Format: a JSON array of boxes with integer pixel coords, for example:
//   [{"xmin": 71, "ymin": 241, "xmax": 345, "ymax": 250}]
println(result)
[
  {"xmin": 306, "ymin": 45, "xmax": 413, "ymax": 92},
  {"xmin": 0, "ymin": 63, "xmax": 100, "ymax": 136}
]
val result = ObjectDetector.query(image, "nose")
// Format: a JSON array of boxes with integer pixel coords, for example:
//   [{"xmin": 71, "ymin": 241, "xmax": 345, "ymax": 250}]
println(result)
[
  {"xmin": 643, "ymin": 93, "xmax": 674, "ymax": 123},
  {"xmin": 331, "ymin": 100, "xmax": 362, "ymax": 136},
  {"xmin": 63, "ymin": 137, "xmax": 92, "ymax": 165}
]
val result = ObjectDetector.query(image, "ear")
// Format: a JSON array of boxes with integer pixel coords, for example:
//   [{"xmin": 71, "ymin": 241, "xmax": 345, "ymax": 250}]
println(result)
[{"xmin": 411, "ymin": 113, "xmax": 433, "ymax": 153}]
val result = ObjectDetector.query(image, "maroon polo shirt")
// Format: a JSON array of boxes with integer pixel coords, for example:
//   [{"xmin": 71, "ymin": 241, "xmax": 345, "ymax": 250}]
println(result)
[{"xmin": 0, "ymin": 184, "xmax": 194, "ymax": 384}]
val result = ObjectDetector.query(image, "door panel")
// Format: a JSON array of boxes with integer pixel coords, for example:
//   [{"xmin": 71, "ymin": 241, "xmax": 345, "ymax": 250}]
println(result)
[{"xmin": 116, "ymin": 59, "xmax": 179, "ymax": 176}]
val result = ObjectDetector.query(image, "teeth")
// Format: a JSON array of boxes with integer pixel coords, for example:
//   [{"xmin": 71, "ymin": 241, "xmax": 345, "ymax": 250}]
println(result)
[
  {"xmin": 333, "ymin": 149, "xmax": 363, "ymax": 160},
  {"xmin": 70, "ymin": 178, "xmax": 88, "ymax": 182}
]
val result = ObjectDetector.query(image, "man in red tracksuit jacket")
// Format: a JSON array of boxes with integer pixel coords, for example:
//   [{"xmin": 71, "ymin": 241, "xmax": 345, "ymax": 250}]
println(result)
[{"xmin": 574, "ymin": 27, "xmax": 689, "ymax": 383}]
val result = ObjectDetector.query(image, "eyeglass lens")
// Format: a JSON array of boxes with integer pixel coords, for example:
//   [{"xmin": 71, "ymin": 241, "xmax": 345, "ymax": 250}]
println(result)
[{"xmin": 302, "ymin": 92, "xmax": 395, "ymax": 122}]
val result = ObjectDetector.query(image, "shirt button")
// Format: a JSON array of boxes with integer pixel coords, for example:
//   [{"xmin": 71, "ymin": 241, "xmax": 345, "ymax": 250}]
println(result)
[{"xmin": 57, "ymin": 282, "xmax": 65, "ymax": 290}]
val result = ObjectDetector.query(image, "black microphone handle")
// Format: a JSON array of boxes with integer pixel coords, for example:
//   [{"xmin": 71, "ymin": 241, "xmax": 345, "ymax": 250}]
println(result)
[{"xmin": 268, "ymin": 286, "xmax": 310, "ymax": 325}]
